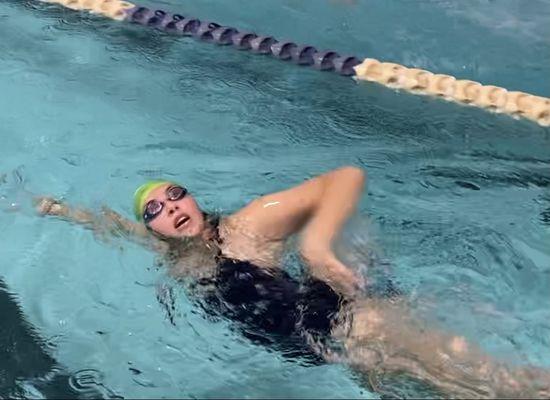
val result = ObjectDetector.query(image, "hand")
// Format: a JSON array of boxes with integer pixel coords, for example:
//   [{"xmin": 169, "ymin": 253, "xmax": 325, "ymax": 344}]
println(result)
[
  {"xmin": 320, "ymin": 255, "xmax": 365, "ymax": 298},
  {"xmin": 34, "ymin": 197, "xmax": 66, "ymax": 217},
  {"xmin": 301, "ymin": 245, "xmax": 365, "ymax": 298}
]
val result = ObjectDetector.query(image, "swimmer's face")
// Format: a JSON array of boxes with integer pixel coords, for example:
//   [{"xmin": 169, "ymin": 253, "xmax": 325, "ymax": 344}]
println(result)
[{"xmin": 143, "ymin": 183, "xmax": 205, "ymax": 238}]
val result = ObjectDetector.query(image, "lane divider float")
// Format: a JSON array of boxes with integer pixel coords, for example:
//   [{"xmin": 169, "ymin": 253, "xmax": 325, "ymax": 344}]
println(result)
[{"xmin": 40, "ymin": 0, "xmax": 550, "ymax": 126}]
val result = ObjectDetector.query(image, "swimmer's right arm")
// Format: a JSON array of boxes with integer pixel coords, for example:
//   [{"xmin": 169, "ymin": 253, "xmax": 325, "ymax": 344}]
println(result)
[{"xmin": 35, "ymin": 197, "xmax": 168, "ymax": 253}]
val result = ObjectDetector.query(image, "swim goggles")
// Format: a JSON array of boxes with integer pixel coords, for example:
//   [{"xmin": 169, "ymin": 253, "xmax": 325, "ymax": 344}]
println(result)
[{"xmin": 143, "ymin": 185, "xmax": 187, "ymax": 223}]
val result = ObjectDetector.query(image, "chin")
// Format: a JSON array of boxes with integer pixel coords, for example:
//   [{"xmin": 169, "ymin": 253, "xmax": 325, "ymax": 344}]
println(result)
[
  {"xmin": 187, "ymin": 226, "xmax": 203, "ymax": 238},
  {"xmin": 175, "ymin": 225, "xmax": 202, "ymax": 238}
]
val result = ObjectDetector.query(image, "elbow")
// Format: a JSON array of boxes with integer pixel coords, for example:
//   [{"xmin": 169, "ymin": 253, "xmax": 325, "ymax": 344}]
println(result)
[{"xmin": 339, "ymin": 165, "xmax": 366, "ymax": 185}]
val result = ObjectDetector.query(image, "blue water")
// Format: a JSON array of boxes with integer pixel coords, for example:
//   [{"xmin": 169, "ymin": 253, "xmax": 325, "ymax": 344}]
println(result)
[{"xmin": 1, "ymin": 0, "xmax": 549, "ymax": 398}]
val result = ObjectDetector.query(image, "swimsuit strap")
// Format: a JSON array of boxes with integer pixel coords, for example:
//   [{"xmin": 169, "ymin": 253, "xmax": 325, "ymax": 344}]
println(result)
[
  {"xmin": 210, "ymin": 214, "xmax": 222, "ymax": 244},
  {"xmin": 203, "ymin": 212, "xmax": 224, "ymax": 260}
]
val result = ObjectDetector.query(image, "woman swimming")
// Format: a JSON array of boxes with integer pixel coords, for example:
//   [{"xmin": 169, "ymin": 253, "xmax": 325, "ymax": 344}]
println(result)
[{"xmin": 36, "ymin": 166, "xmax": 549, "ymax": 398}]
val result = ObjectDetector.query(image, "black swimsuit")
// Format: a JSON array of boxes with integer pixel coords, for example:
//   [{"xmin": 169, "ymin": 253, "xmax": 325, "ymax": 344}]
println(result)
[
  {"xmin": 197, "ymin": 217, "xmax": 399, "ymax": 364},
  {"xmin": 201, "ymin": 257, "xmax": 344, "ymax": 364}
]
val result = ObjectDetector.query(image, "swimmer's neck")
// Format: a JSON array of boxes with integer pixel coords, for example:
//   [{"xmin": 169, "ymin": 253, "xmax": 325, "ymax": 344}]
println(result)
[
  {"xmin": 201, "ymin": 226, "xmax": 217, "ymax": 243},
  {"xmin": 200, "ymin": 216, "xmax": 222, "ymax": 248}
]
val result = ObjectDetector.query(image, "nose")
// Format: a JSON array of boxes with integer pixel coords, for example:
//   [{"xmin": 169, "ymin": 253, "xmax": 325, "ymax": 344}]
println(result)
[{"xmin": 167, "ymin": 204, "xmax": 179, "ymax": 215}]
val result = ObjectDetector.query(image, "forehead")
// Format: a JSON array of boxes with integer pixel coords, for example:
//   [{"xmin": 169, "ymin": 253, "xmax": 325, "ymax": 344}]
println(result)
[{"xmin": 145, "ymin": 183, "xmax": 172, "ymax": 203}]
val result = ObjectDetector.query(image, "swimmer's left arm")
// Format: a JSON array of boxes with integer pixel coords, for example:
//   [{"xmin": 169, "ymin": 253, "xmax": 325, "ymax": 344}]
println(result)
[
  {"xmin": 233, "ymin": 166, "xmax": 366, "ymax": 240},
  {"xmin": 297, "ymin": 166, "xmax": 366, "ymax": 295},
  {"xmin": 231, "ymin": 166, "xmax": 366, "ymax": 295}
]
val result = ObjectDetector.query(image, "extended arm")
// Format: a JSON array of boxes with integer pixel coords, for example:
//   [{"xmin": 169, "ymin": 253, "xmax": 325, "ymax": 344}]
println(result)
[{"xmin": 35, "ymin": 197, "xmax": 167, "ymax": 253}]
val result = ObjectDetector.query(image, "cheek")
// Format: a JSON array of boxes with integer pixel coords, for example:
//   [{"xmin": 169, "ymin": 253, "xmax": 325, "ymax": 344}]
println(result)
[
  {"xmin": 189, "ymin": 205, "xmax": 205, "ymax": 224},
  {"xmin": 191, "ymin": 207, "xmax": 204, "ymax": 220},
  {"xmin": 182, "ymin": 198, "xmax": 201, "ymax": 216}
]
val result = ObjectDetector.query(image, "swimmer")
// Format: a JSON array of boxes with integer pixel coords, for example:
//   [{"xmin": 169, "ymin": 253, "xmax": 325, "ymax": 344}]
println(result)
[{"xmin": 36, "ymin": 166, "xmax": 550, "ymax": 398}]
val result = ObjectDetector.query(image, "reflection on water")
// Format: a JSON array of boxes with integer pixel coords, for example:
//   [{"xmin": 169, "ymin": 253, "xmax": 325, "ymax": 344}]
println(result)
[
  {"xmin": 1, "ymin": 0, "xmax": 549, "ymax": 398},
  {"xmin": 0, "ymin": 279, "xmax": 71, "ymax": 398},
  {"xmin": 1, "ymin": 278, "xmax": 121, "ymax": 399}
]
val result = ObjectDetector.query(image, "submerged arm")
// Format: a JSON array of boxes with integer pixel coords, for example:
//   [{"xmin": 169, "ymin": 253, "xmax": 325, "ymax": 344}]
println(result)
[
  {"xmin": 337, "ymin": 299, "xmax": 550, "ymax": 399},
  {"xmin": 35, "ymin": 197, "xmax": 167, "ymax": 253}
]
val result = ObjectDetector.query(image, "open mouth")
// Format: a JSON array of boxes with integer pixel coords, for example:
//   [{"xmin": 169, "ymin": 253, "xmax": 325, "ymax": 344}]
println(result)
[{"xmin": 174, "ymin": 214, "xmax": 190, "ymax": 229}]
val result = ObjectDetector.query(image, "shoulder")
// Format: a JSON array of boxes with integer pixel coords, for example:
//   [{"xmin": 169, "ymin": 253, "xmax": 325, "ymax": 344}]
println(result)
[{"xmin": 217, "ymin": 215, "xmax": 285, "ymax": 270}]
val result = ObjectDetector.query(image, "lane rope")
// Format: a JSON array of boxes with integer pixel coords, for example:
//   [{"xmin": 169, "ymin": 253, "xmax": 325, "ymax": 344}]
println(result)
[{"xmin": 40, "ymin": 0, "xmax": 550, "ymax": 126}]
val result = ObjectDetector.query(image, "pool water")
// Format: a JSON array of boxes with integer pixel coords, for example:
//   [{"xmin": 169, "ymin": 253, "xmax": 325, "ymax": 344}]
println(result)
[{"xmin": 1, "ymin": 0, "xmax": 549, "ymax": 398}]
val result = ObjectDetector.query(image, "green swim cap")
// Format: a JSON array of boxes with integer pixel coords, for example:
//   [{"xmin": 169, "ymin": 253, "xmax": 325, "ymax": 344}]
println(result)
[{"xmin": 133, "ymin": 180, "xmax": 171, "ymax": 221}]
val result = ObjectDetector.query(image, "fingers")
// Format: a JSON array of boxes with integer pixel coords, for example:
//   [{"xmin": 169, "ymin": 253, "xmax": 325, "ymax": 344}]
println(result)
[
  {"xmin": 330, "ymin": 261, "xmax": 366, "ymax": 294},
  {"xmin": 34, "ymin": 197, "xmax": 65, "ymax": 216},
  {"xmin": 34, "ymin": 197, "xmax": 53, "ymax": 215},
  {"xmin": 324, "ymin": 268, "xmax": 364, "ymax": 298}
]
